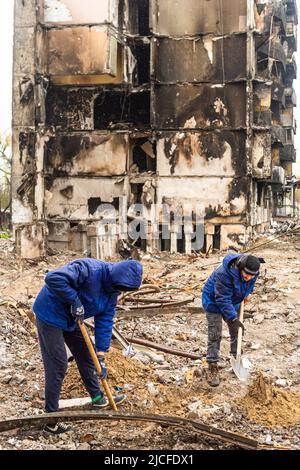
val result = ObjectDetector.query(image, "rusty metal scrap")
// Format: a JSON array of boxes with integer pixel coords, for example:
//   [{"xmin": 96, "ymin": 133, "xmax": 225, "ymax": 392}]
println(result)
[
  {"xmin": 119, "ymin": 284, "xmax": 161, "ymax": 302},
  {"xmin": 118, "ymin": 297, "xmax": 195, "ymax": 311},
  {"xmin": 124, "ymin": 336, "xmax": 203, "ymax": 360},
  {"xmin": 0, "ymin": 411, "xmax": 259, "ymax": 450},
  {"xmin": 117, "ymin": 283, "xmax": 195, "ymax": 311}
]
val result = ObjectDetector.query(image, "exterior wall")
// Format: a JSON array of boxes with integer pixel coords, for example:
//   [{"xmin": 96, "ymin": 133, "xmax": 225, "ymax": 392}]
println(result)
[
  {"xmin": 44, "ymin": 133, "xmax": 128, "ymax": 176},
  {"xmin": 42, "ymin": 0, "xmax": 119, "ymax": 26},
  {"xmin": 45, "ymin": 177, "xmax": 127, "ymax": 219},
  {"xmin": 12, "ymin": 0, "xmax": 297, "ymax": 257},
  {"xmin": 151, "ymin": 0, "xmax": 247, "ymax": 36},
  {"xmin": 156, "ymin": 177, "xmax": 248, "ymax": 219},
  {"xmin": 47, "ymin": 27, "xmax": 117, "ymax": 76},
  {"xmin": 157, "ymin": 131, "xmax": 246, "ymax": 177},
  {"xmin": 152, "ymin": 84, "xmax": 247, "ymax": 130}
]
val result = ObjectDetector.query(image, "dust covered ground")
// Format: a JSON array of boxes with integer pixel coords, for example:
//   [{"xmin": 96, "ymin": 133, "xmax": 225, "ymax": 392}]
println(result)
[{"xmin": 1, "ymin": 230, "xmax": 300, "ymax": 450}]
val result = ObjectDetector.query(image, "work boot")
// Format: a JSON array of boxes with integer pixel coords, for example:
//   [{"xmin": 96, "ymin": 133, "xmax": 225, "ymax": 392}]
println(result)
[
  {"xmin": 206, "ymin": 363, "xmax": 220, "ymax": 387},
  {"xmin": 92, "ymin": 390, "xmax": 127, "ymax": 408},
  {"xmin": 43, "ymin": 422, "xmax": 74, "ymax": 435}
]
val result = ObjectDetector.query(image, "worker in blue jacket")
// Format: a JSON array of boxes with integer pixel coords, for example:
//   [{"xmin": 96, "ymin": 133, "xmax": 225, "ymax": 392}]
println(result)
[
  {"xmin": 33, "ymin": 258, "xmax": 143, "ymax": 434},
  {"xmin": 202, "ymin": 253, "xmax": 262, "ymax": 387}
]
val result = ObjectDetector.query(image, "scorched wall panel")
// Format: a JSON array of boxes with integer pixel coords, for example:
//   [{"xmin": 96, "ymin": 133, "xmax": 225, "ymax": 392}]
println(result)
[
  {"xmin": 44, "ymin": 133, "xmax": 128, "ymax": 176},
  {"xmin": 156, "ymin": 176, "xmax": 249, "ymax": 218},
  {"xmin": 45, "ymin": 177, "xmax": 127, "ymax": 220},
  {"xmin": 153, "ymin": 83, "xmax": 247, "ymax": 129},
  {"xmin": 42, "ymin": 0, "xmax": 119, "ymax": 27},
  {"xmin": 153, "ymin": 36, "xmax": 247, "ymax": 83},
  {"xmin": 47, "ymin": 27, "xmax": 117, "ymax": 77},
  {"xmin": 157, "ymin": 131, "xmax": 246, "ymax": 176},
  {"xmin": 152, "ymin": 0, "xmax": 247, "ymax": 36}
]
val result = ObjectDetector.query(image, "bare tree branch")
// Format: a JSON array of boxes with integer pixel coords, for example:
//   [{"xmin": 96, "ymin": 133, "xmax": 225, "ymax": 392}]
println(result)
[{"xmin": 0, "ymin": 167, "xmax": 10, "ymax": 176}]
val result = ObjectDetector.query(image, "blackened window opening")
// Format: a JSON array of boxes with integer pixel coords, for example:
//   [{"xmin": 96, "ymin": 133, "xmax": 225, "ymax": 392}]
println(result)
[
  {"xmin": 131, "ymin": 183, "xmax": 144, "ymax": 204},
  {"xmin": 138, "ymin": 0, "xmax": 150, "ymax": 36},
  {"xmin": 160, "ymin": 224, "xmax": 171, "ymax": 252},
  {"xmin": 257, "ymin": 183, "xmax": 264, "ymax": 206},
  {"xmin": 213, "ymin": 225, "xmax": 221, "ymax": 251},
  {"xmin": 118, "ymin": 0, "xmax": 125, "ymax": 32},
  {"xmin": 94, "ymin": 91, "xmax": 150, "ymax": 129},
  {"xmin": 177, "ymin": 225, "xmax": 185, "ymax": 253},
  {"xmin": 132, "ymin": 138, "xmax": 156, "ymax": 172},
  {"xmin": 130, "ymin": 41, "xmax": 150, "ymax": 85}
]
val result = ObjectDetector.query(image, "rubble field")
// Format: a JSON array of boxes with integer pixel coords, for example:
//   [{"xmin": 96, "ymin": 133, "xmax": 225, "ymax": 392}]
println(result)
[{"xmin": 1, "ymin": 230, "xmax": 300, "ymax": 450}]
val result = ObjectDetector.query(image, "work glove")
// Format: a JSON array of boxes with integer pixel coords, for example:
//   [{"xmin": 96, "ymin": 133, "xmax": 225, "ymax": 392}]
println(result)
[
  {"xmin": 227, "ymin": 318, "xmax": 245, "ymax": 336},
  {"xmin": 97, "ymin": 354, "xmax": 108, "ymax": 380},
  {"xmin": 70, "ymin": 297, "xmax": 85, "ymax": 324}
]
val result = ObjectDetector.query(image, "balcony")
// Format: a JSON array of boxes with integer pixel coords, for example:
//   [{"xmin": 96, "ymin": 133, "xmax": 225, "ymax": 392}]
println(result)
[
  {"xmin": 286, "ymin": 56, "xmax": 297, "ymax": 81},
  {"xmin": 271, "ymin": 1, "xmax": 287, "ymax": 34},
  {"xmin": 286, "ymin": 21, "xmax": 297, "ymax": 50},
  {"xmin": 259, "ymin": 0, "xmax": 287, "ymax": 35},
  {"xmin": 256, "ymin": 39, "xmax": 286, "ymax": 71},
  {"xmin": 271, "ymin": 81, "xmax": 285, "ymax": 104},
  {"xmin": 254, "ymin": 110, "xmax": 272, "ymax": 127},
  {"xmin": 271, "ymin": 125, "xmax": 286, "ymax": 146},
  {"xmin": 286, "ymin": 0, "xmax": 298, "ymax": 25},
  {"xmin": 280, "ymin": 144, "xmax": 296, "ymax": 163},
  {"xmin": 271, "ymin": 166, "xmax": 285, "ymax": 185},
  {"xmin": 285, "ymin": 87, "xmax": 297, "ymax": 106},
  {"xmin": 46, "ymin": 26, "xmax": 131, "ymax": 86},
  {"xmin": 280, "ymin": 108, "xmax": 295, "ymax": 128}
]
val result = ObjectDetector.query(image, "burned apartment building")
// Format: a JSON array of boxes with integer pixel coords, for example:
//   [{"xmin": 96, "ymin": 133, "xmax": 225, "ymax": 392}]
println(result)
[{"xmin": 12, "ymin": 0, "xmax": 298, "ymax": 258}]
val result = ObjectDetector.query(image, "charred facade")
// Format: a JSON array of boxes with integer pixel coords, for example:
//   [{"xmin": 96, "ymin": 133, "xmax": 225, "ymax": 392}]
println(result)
[{"xmin": 12, "ymin": 0, "xmax": 298, "ymax": 257}]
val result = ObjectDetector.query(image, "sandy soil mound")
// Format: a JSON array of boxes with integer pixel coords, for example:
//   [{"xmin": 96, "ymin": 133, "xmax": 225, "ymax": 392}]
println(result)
[
  {"xmin": 61, "ymin": 348, "xmax": 154, "ymax": 397},
  {"xmin": 236, "ymin": 372, "xmax": 300, "ymax": 428}
]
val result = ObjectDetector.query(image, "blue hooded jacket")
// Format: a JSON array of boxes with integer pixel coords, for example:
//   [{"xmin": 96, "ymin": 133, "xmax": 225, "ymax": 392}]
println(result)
[
  {"xmin": 202, "ymin": 253, "xmax": 258, "ymax": 320},
  {"xmin": 33, "ymin": 259, "xmax": 143, "ymax": 352}
]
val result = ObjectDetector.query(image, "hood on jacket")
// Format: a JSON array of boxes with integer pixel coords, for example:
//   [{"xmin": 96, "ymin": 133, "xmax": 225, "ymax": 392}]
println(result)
[
  {"xmin": 109, "ymin": 260, "xmax": 143, "ymax": 290},
  {"xmin": 222, "ymin": 253, "xmax": 241, "ymax": 272}
]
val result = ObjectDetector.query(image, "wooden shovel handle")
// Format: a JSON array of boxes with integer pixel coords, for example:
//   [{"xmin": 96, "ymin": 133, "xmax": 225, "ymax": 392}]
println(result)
[
  {"xmin": 236, "ymin": 301, "xmax": 245, "ymax": 356},
  {"xmin": 78, "ymin": 321, "xmax": 117, "ymax": 411}
]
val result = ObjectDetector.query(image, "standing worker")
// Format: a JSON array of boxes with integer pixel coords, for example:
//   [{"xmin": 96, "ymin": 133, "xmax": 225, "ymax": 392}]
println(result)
[
  {"xmin": 33, "ymin": 258, "xmax": 143, "ymax": 434},
  {"xmin": 202, "ymin": 253, "xmax": 262, "ymax": 387}
]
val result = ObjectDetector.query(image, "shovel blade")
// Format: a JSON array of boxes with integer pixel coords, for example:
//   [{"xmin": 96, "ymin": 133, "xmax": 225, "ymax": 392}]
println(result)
[{"xmin": 231, "ymin": 355, "xmax": 250, "ymax": 381}]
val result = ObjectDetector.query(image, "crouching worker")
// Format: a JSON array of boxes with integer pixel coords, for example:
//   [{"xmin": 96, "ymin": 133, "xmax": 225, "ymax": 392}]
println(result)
[
  {"xmin": 202, "ymin": 254, "xmax": 262, "ymax": 387},
  {"xmin": 33, "ymin": 258, "xmax": 143, "ymax": 434}
]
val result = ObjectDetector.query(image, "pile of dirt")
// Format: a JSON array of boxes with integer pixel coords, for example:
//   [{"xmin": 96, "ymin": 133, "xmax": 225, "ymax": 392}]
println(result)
[
  {"xmin": 105, "ymin": 348, "xmax": 155, "ymax": 386},
  {"xmin": 236, "ymin": 372, "xmax": 300, "ymax": 428},
  {"xmin": 61, "ymin": 348, "xmax": 214, "ymax": 417},
  {"xmin": 61, "ymin": 348, "xmax": 154, "ymax": 398}
]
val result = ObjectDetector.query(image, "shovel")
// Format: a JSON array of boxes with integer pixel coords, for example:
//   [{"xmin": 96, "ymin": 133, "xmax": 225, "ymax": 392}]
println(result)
[
  {"xmin": 77, "ymin": 321, "xmax": 118, "ymax": 411},
  {"xmin": 231, "ymin": 301, "xmax": 250, "ymax": 381}
]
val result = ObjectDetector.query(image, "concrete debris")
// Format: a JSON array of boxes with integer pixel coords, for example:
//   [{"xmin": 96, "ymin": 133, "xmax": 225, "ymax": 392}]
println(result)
[
  {"xmin": 286, "ymin": 313, "xmax": 297, "ymax": 323},
  {"xmin": 77, "ymin": 443, "xmax": 90, "ymax": 451},
  {"xmin": 275, "ymin": 379, "xmax": 288, "ymax": 388},
  {"xmin": 253, "ymin": 314, "xmax": 265, "ymax": 325},
  {"xmin": 146, "ymin": 382, "xmax": 159, "ymax": 397},
  {"xmin": 1, "ymin": 226, "xmax": 300, "ymax": 449}
]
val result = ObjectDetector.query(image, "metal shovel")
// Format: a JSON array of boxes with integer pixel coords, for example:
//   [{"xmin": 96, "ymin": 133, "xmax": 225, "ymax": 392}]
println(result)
[{"xmin": 231, "ymin": 301, "xmax": 250, "ymax": 381}]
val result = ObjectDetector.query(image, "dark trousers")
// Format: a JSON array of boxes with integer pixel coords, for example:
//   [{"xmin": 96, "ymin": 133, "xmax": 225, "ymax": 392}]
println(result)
[
  {"xmin": 206, "ymin": 313, "xmax": 238, "ymax": 363},
  {"xmin": 36, "ymin": 318, "xmax": 101, "ymax": 413}
]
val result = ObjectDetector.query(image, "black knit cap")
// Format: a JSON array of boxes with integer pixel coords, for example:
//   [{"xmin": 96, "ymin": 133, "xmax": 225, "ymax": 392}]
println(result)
[{"xmin": 241, "ymin": 255, "xmax": 260, "ymax": 275}]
